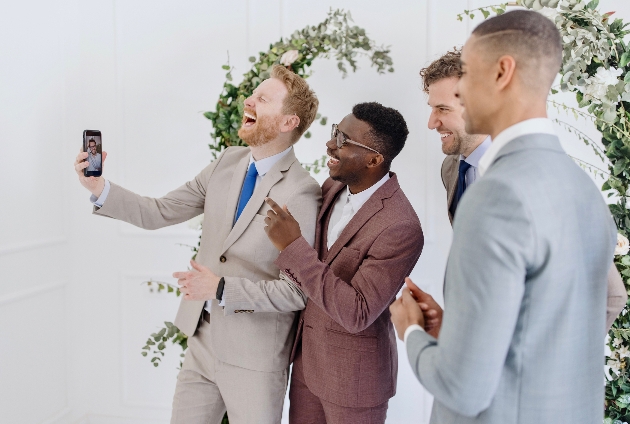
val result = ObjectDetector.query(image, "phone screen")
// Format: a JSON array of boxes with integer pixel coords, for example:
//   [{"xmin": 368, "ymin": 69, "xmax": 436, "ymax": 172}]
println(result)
[{"xmin": 83, "ymin": 130, "xmax": 103, "ymax": 177}]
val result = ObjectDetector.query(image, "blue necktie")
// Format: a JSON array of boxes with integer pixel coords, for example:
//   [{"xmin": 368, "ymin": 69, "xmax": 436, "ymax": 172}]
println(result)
[
  {"xmin": 450, "ymin": 160, "xmax": 472, "ymax": 218},
  {"xmin": 235, "ymin": 162, "xmax": 258, "ymax": 223}
]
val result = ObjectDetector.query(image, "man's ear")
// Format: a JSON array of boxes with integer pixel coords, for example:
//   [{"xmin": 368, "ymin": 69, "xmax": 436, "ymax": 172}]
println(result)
[
  {"xmin": 367, "ymin": 153, "xmax": 385, "ymax": 168},
  {"xmin": 495, "ymin": 55, "xmax": 517, "ymax": 91},
  {"xmin": 280, "ymin": 114, "xmax": 300, "ymax": 134}
]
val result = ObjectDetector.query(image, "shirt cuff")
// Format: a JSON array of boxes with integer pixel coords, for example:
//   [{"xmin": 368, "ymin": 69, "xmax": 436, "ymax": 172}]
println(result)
[
  {"xmin": 90, "ymin": 179, "xmax": 111, "ymax": 208},
  {"xmin": 404, "ymin": 324, "xmax": 425, "ymax": 343},
  {"xmin": 218, "ymin": 298, "xmax": 225, "ymax": 307}
]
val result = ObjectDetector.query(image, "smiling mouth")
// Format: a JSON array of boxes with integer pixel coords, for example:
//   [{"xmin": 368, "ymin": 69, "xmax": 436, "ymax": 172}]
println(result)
[
  {"xmin": 439, "ymin": 132, "xmax": 453, "ymax": 142},
  {"xmin": 327, "ymin": 153, "xmax": 340, "ymax": 168},
  {"xmin": 242, "ymin": 112, "xmax": 257, "ymax": 127}
]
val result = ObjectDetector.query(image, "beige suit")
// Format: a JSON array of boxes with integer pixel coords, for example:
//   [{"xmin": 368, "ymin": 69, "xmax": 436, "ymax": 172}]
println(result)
[
  {"xmin": 441, "ymin": 154, "xmax": 626, "ymax": 330},
  {"xmin": 94, "ymin": 146, "xmax": 321, "ymax": 423}
]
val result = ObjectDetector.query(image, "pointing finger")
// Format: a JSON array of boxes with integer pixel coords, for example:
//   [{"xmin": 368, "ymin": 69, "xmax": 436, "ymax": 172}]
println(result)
[{"xmin": 265, "ymin": 197, "xmax": 285, "ymax": 216}]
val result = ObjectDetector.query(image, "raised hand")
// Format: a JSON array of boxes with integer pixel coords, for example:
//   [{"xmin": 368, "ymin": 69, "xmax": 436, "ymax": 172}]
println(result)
[
  {"xmin": 264, "ymin": 197, "xmax": 302, "ymax": 251},
  {"xmin": 406, "ymin": 277, "xmax": 443, "ymax": 338},
  {"xmin": 173, "ymin": 260, "xmax": 221, "ymax": 301},
  {"xmin": 73, "ymin": 149, "xmax": 107, "ymax": 197}
]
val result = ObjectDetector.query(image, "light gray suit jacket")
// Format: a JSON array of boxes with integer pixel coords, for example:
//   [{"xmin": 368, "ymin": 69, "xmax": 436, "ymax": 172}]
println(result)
[
  {"xmin": 94, "ymin": 146, "xmax": 321, "ymax": 372},
  {"xmin": 408, "ymin": 134, "xmax": 617, "ymax": 423},
  {"xmin": 441, "ymin": 153, "xmax": 626, "ymax": 329}
]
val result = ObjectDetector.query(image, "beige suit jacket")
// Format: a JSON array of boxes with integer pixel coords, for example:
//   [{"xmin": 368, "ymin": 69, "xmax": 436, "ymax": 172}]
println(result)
[
  {"xmin": 440, "ymin": 154, "xmax": 626, "ymax": 330},
  {"xmin": 94, "ymin": 146, "xmax": 322, "ymax": 372}
]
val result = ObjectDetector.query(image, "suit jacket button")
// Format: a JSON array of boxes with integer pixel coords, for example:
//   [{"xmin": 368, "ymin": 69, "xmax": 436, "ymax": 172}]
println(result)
[{"xmin": 220, "ymin": 256, "xmax": 226, "ymax": 263}]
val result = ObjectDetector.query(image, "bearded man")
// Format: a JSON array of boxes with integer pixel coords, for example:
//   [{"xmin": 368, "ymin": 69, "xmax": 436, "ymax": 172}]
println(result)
[
  {"xmin": 73, "ymin": 65, "xmax": 321, "ymax": 424},
  {"xmin": 86, "ymin": 138, "xmax": 101, "ymax": 172},
  {"xmin": 422, "ymin": 49, "xmax": 490, "ymax": 223}
]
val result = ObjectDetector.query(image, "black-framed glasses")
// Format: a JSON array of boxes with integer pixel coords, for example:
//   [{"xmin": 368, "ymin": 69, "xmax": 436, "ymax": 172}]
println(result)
[{"xmin": 331, "ymin": 123, "xmax": 381, "ymax": 155}]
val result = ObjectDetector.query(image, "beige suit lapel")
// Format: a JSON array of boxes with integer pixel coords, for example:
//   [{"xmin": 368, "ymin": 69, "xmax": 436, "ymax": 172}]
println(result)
[
  {"xmin": 221, "ymin": 149, "xmax": 296, "ymax": 253},
  {"xmin": 443, "ymin": 156, "xmax": 459, "ymax": 223}
]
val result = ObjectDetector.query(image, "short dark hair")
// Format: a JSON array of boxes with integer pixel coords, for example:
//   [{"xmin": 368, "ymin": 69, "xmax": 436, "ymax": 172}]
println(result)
[
  {"xmin": 471, "ymin": 10, "xmax": 562, "ymax": 91},
  {"xmin": 88, "ymin": 139, "xmax": 96, "ymax": 145},
  {"xmin": 352, "ymin": 102, "xmax": 408, "ymax": 170},
  {"xmin": 420, "ymin": 48, "xmax": 462, "ymax": 93}
]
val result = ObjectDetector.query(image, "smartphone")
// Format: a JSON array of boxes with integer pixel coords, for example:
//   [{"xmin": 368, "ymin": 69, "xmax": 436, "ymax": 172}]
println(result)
[{"xmin": 83, "ymin": 130, "xmax": 103, "ymax": 177}]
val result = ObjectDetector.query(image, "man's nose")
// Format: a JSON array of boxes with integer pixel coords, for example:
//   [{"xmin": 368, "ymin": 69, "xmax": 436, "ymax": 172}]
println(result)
[
  {"xmin": 244, "ymin": 97, "xmax": 254, "ymax": 108},
  {"xmin": 427, "ymin": 111, "xmax": 440, "ymax": 130},
  {"xmin": 326, "ymin": 137, "xmax": 336, "ymax": 151}
]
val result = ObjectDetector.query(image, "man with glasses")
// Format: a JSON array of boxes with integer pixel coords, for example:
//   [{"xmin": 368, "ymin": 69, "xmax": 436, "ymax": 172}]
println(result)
[{"xmin": 263, "ymin": 102, "xmax": 424, "ymax": 423}]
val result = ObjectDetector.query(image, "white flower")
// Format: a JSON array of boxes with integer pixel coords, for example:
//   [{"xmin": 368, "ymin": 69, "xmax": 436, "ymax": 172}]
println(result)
[
  {"xmin": 580, "ymin": 67, "xmax": 623, "ymax": 103},
  {"xmin": 618, "ymin": 346, "xmax": 630, "ymax": 359},
  {"xmin": 280, "ymin": 50, "xmax": 299, "ymax": 67},
  {"xmin": 607, "ymin": 358, "xmax": 621, "ymax": 376},
  {"xmin": 615, "ymin": 233, "xmax": 629, "ymax": 256},
  {"xmin": 186, "ymin": 214, "xmax": 204, "ymax": 230},
  {"xmin": 614, "ymin": 337, "xmax": 623, "ymax": 348}
]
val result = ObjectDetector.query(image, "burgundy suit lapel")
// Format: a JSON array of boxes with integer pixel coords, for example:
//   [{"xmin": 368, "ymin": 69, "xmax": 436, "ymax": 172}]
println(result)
[
  {"xmin": 325, "ymin": 174, "xmax": 399, "ymax": 265},
  {"xmin": 316, "ymin": 183, "xmax": 344, "ymax": 259}
]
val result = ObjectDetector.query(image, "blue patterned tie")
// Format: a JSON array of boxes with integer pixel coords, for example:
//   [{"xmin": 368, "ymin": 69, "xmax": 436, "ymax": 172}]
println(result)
[
  {"xmin": 235, "ymin": 162, "xmax": 258, "ymax": 223},
  {"xmin": 450, "ymin": 160, "xmax": 472, "ymax": 218}
]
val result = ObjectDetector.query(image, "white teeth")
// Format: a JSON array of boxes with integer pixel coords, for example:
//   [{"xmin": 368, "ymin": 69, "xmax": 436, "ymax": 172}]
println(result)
[
  {"xmin": 440, "ymin": 133, "xmax": 452, "ymax": 139},
  {"xmin": 244, "ymin": 112, "xmax": 257, "ymax": 120}
]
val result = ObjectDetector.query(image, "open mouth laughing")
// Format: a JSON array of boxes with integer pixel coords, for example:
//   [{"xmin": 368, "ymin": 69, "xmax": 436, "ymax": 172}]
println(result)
[{"xmin": 242, "ymin": 111, "xmax": 257, "ymax": 128}]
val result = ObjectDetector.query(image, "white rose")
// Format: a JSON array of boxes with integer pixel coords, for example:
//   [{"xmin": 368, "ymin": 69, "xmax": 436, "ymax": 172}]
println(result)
[
  {"xmin": 618, "ymin": 346, "xmax": 630, "ymax": 359},
  {"xmin": 280, "ymin": 50, "xmax": 299, "ymax": 67},
  {"xmin": 616, "ymin": 233, "xmax": 629, "ymax": 256}
]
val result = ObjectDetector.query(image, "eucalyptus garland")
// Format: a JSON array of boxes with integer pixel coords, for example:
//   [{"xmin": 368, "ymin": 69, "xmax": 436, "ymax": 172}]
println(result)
[
  {"xmin": 140, "ymin": 9, "xmax": 394, "ymax": 376},
  {"xmin": 463, "ymin": 1, "xmax": 630, "ymax": 422}
]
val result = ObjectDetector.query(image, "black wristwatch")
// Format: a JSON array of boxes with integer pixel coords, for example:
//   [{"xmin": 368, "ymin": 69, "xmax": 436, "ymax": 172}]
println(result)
[{"xmin": 216, "ymin": 277, "xmax": 225, "ymax": 301}]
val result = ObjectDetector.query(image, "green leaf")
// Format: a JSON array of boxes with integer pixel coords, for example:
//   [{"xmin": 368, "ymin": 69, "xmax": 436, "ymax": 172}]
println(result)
[
  {"xmin": 222, "ymin": 65, "xmax": 230, "ymax": 70},
  {"xmin": 248, "ymin": 56, "xmax": 256, "ymax": 63},
  {"xmin": 304, "ymin": 131, "xmax": 311, "ymax": 139},
  {"xmin": 624, "ymin": 72, "xmax": 630, "ymax": 83},
  {"xmin": 586, "ymin": 0, "xmax": 599, "ymax": 9},
  {"xmin": 481, "ymin": 9, "xmax": 490, "ymax": 19},
  {"xmin": 621, "ymin": 52, "xmax": 630, "ymax": 68},
  {"xmin": 141, "ymin": 352, "xmax": 147, "ymax": 356}
]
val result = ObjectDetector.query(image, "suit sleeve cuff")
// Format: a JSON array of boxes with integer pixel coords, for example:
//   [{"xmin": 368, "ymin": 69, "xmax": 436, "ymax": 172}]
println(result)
[
  {"xmin": 404, "ymin": 324, "xmax": 425, "ymax": 343},
  {"xmin": 274, "ymin": 236, "xmax": 315, "ymax": 286},
  {"xmin": 90, "ymin": 179, "xmax": 111, "ymax": 208}
]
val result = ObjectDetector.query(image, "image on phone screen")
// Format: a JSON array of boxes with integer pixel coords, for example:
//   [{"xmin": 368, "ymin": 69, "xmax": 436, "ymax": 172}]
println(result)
[{"xmin": 83, "ymin": 130, "xmax": 103, "ymax": 177}]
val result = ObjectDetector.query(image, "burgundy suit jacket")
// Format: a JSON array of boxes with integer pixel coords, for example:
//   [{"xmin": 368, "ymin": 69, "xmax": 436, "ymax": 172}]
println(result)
[{"xmin": 275, "ymin": 173, "xmax": 424, "ymax": 408}]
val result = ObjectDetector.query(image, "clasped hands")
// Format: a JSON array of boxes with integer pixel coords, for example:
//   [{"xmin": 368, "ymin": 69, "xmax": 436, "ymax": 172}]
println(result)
[{"xmin": 390, "ymin": 278, "xmax": 443, "ymax": 340}]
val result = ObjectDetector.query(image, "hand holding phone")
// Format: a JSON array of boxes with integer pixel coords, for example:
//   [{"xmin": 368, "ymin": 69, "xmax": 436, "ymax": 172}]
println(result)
[{"xmin": 74, "ymin": 130, "xmax": 107, "ymax": 197}]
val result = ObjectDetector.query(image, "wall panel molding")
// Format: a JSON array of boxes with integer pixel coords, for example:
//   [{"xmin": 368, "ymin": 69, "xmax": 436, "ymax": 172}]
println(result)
[
  {"xmin": 42, "ymin": 407, "xmax": 71, "ymax": 424},
  {"xmin": 0, "ymin": 236, "xmax": 67, "ymax": 256},
  {"xmin": 0, "ymin": 280, "xmax": 67, "ymax": 306}
]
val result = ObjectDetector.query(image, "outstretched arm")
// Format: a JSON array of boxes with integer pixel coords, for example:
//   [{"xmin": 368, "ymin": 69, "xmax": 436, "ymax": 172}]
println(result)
[{"xmin": 90, "ymin": 150, "xmax": 227, "ymax": 230}]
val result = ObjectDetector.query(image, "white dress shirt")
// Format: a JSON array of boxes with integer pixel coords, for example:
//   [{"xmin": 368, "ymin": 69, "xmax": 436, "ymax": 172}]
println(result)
[
  {"xmin": 405, "ymin": 118, "xmax": 557, "ymax": 348},
  {"xmin": 327, "ymin": 173, "xmax": 390, "ymax": 249},
  {"xmin": 460, "ymin": 136, "xmax": 491, "ymax": 186},
  {"xmin": 89, "ymin": 146, "xmax": 294, "ymax": 312}
]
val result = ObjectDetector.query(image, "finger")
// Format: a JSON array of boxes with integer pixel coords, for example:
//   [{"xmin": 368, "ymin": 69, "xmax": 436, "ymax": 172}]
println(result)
[
  {"xmin": 405, "ymin": 277, "xmax": 431, "ymax": 301},
  {"xmin": 190, "ymin": 260, "xmax": 207, "ymax": 272},
  {"xmin": 401, "ymin": 288, "xmax": 418, "ymax": 306},
  {"xmin": 283, "ymin": 205, "xmax": 293, "ymax": 216},
  {"xmin": 172, "ymin": 272, "xmax": 190, "ymax": 279},
  {"xmin": 102, "ymin": 151, "xmax": 107, "ymax": 163},
  {"xmin": 75, "ymin": 160, "xmax": 89, "ymax": 174},
  {"xmin": 265, "ymin": 197, "xmax": 286, "ymax": 216},
  {"xmin": 424, "ymin": 310, "xmax": 438, "ymax": 318},
  {"xmin": 75, "ymin": 152, "xmax": 88, "ymax": 164}
]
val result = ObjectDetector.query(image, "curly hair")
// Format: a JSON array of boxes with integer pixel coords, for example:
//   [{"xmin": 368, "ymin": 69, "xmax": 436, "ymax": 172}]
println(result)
[
  {"xmin": 270, "ymin": 65, "xmax": 319, "ymax": 143},
  {"xmin": 352, "ymin": 102, "xmax": 409, "ymax": 170},
  {"xmin": 419, "ymin": 48, "xmax": 462, "ymax": 94}
]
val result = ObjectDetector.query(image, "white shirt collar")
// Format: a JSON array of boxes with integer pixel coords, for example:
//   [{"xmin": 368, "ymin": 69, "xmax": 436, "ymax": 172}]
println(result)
[
  {"xmin": 249, "ymin": 146, "xmax": 293, "ymax": 177},
  {"xmin": 461, "ymin": 136, "xmax": 491, "ymax": 167},
  {"xmin": 346, "ymin": 172, "xmax": 390, "ymax": 213},
  {"xmin": 478, "ymin": 118, "xmax": 556, "ymax": 176}
]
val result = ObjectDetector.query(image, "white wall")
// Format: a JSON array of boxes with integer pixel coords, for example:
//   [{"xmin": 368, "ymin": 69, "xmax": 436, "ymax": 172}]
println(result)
[{"xmin": 1, "ymin": 1, "xmax": 628, "ymax": 423}]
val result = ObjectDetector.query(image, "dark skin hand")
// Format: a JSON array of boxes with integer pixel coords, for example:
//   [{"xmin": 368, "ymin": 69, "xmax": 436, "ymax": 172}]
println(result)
[
  {"xmin": 264, "ymin": 197, "xmax": 302, "ymax": 251},
  {"xmin": 406, "ymin": 278, "xmax": 443, "ymax": 338}
]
